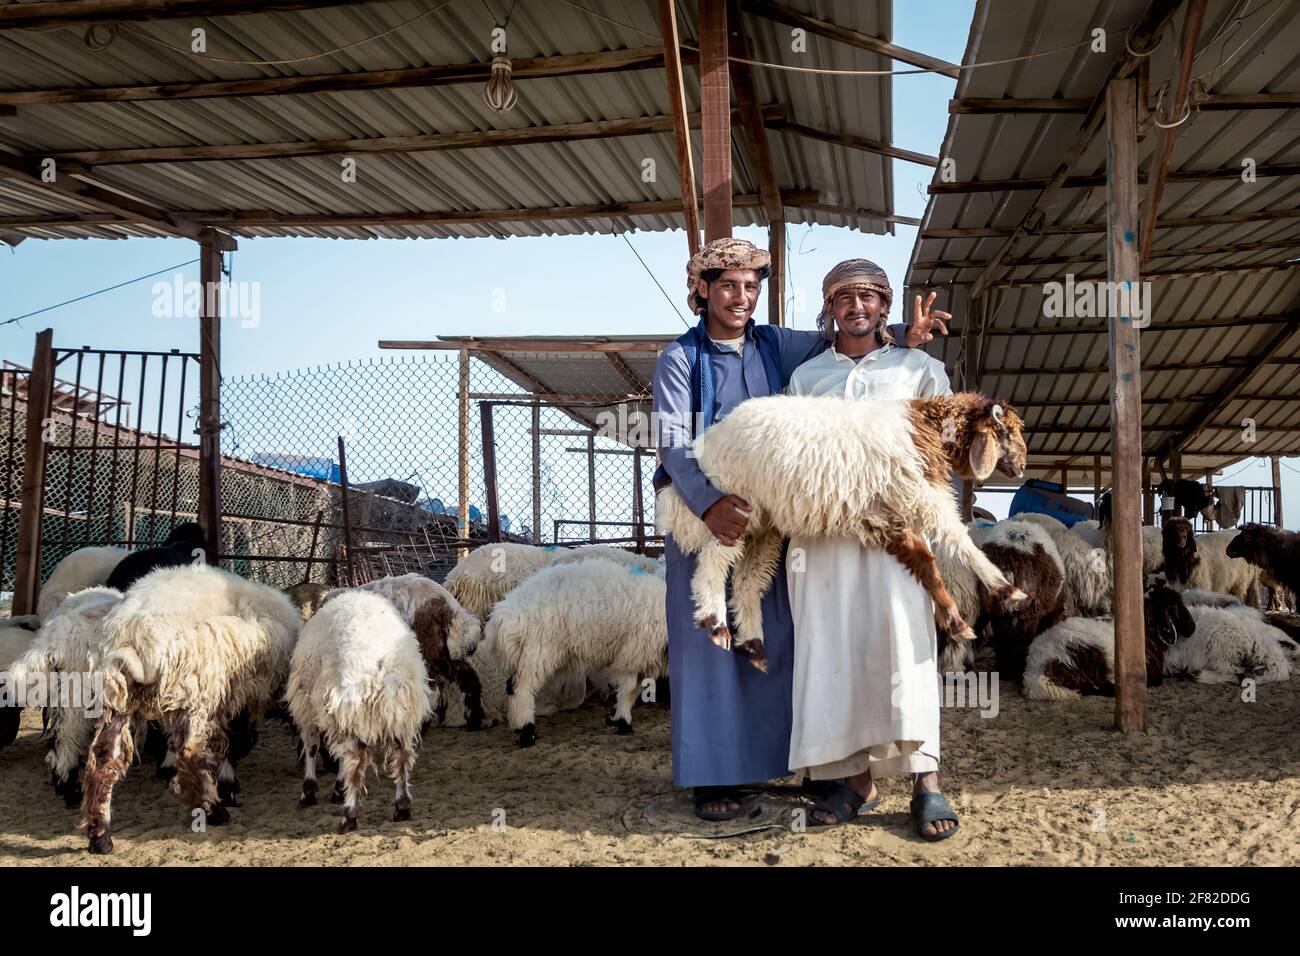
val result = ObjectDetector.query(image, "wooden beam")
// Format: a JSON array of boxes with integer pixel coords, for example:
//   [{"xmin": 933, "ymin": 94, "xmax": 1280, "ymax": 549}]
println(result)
[
  {"xmin": 700, "ymin": 0, "xmax": 732, "ymax": 242},
  {"xmin": 384, "ymin": 340, "xmax": 668, "ymax": 353},
  {"xmin": 0, "ymin": 47, "xmax": 681, "ymax": 106},
  {"xmin": 1139, "ymin": 0, "xmax": 1207, "ymax": 266},
  {"xmin": 921, "ymin": 207, "xmax": 1300, "ymax": 239},
  {"xmin": 964, "ymin": 0, "xmax": 1202, "ymax": 302},
  {"xmin": 197, "ymin": 229, "xmax": 226, "ymax": 565},
  {"xmin": 40, "ymin": 108, "xmax": 785, "ymax": 167},
  {"xmin": 950, "ymin": 92, "xmax": 1300, "ymax": 113},
  {"xmin": 1159, "ymin": 314, "xmax": 1300, "ymax": 459},
  {"xmin": 11, "ymin": 329, "xmax": 53, "ymax": 616},
  {"xmin": 794, "ymin": 202, "xmax": 920, "ymax": 227},
  {"xmin": 1273, "ymin": 456, "xmax": 1284, "ymax": 527},
  {"xmin": 480, "ymin": 404, "xmax": 501, "ymax": 543},
  {"xmin": 0, "ymin": 0, "xmax": 405, "ymax": 31},
  {"xmin": 768, "ymin": 120, "xmax": 939, "ymax": 167},
  {"xmin": 0, "ymin": 152, "xmax": 234, "ymax": 245},
  {"xmin": 656, "ymin": 1, "xmax": 700, "ymax": 256},
  {"xmin": 989, "ymin": 262, "xmax": 1298, "ymax": 288},
  {"xmin": 742, "ymin": 0, "xmax": 959, "ymax": 78},
  {"xmin": 1105, "ymin": 76, "xmax": 1146, "ymax": 735},
  {"xmin": 915, "ymin": 239, "xmax": 1300, "ymax": 271},
  {"xmin": 931, "ymin": 162, "xmax": 1300, "ymax": 194},
  {"xmin": 604, "ymin": 352, "xmax": 646, "ymax": 392}
]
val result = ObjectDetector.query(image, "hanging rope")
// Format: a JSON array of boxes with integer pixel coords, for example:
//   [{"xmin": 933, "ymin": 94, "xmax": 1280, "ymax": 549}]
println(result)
[{"xmin": 481, "ymin": 0, "xmax": 520, "ymax": 113}]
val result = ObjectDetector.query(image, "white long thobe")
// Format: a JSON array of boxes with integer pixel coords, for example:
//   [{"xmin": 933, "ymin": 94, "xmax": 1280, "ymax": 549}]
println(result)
[{"xmin": 785, "ymin": 342, "xmax": 953, "ymax": 780}]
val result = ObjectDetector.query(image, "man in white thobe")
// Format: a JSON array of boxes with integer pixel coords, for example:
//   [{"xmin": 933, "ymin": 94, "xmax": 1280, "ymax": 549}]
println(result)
[{"xmin": 785, "ymin": 259, "xmax": 960, "ymax": 839}]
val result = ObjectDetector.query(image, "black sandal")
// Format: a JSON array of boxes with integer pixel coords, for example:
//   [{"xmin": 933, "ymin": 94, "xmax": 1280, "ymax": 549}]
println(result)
[
  {"xmin": 694, "ymin": 786, "xmax": 745, "ymax": 822},
  {"xmin": 807, "ymin": 783, "xmax": 879, "ymax": 827}
]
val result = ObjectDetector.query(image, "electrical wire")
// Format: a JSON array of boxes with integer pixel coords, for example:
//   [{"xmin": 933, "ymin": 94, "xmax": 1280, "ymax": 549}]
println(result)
[
  {"xmin": 3, "ymin": 258, "xmax": 199, "ymax": 326},
  {"xmin": 620, "ymin": 233, "xmax": 688, "ymax": 328}
]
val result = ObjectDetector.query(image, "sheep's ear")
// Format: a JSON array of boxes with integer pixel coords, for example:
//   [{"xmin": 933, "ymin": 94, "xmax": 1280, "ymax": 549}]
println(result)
[{"xmin": 969, "ymin": 429, "xmax": 999, "ymax": 481}]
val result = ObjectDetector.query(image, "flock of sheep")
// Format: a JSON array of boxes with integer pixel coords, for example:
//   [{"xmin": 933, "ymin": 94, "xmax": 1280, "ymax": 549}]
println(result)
[
  {"xmin": 3, "ymin": 498, "xmax": 1299, "ymax": 857},
  {"xmin": 0, "ymin": 538, "xmax": 665, "ymax": 854},
  {"xmin": 939, "ymin": 508, "xmax": 1300, "ymax": 699}
]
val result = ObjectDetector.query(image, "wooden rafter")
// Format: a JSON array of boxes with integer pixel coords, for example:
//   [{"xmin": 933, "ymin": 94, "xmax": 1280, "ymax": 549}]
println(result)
[
  {"xmin": 0, "ymin": 0, "xmax": 405, "ymax": 31},
  {"xmin": 930, "ymin": 162, "xmax": 1300, "ymax": 194},
  {"xmin": 767, "ymin": 120, "xmax": 939, "ymax": 167},
  {"xmin": 949, "ymin": 92, "xmax": 1300, "ymax": 113},
  {"xmin": 604, "ymin": 352, "xmax": 647, "ymax": 392},
  {"xmin": 657, "ymin": 0, "xmax": 700, "ymax": 256},
  {"xmin": 920, "ymin": 207, "xmax": 1300, "ymax": 238}
]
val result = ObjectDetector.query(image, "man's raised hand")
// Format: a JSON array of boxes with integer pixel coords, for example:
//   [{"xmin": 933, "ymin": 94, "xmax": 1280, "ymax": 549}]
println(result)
[
  {"xmin": 703, "ymin": 494, "xmax": 751, "ymax": 547},
  {"xmin": 907, "ymin": 291, "xmax": 951, "ymax": 346}
]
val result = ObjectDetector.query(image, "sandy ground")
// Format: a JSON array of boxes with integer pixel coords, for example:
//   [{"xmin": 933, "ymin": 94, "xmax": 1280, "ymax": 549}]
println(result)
[{"xmin": 2, "ymin": 656, "xmax": 1298, "ymax": 866}]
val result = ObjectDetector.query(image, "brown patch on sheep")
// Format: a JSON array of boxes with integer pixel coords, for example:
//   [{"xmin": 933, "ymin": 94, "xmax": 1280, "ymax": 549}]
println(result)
[
  {"xmin": 411, "ymin": 599, "xmax": 453, "ymax": 674},
  {"xmin": 1043, "ymin": 644, "xmax": 1112, "ymax": 695},
  {"xmin": 1161, "ymin": 517, "xmax": 1199, "ymax": 588},
  {"xmin": 884, "ymin": 528, "xmax": 972, "ymax": 642},
  {"xmin": 907, "ymin": 392, "xmax": 1027, "ymax": 483},
  {"xmin": 284, "ymin": 582, "xmax": 330, "ymax": 621},
  {"xmin": 81, "ymin": 712, "xmax": 133, "ymax": 854},
  {"xmin": 983, "ymin": 542, "xmax": 1065, "ymax": 680}
]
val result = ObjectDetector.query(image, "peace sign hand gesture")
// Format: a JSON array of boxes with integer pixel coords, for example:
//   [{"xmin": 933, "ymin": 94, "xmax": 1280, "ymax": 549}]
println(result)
[{"xmin": 907, "ymin": 291, "xmax": 952, "ymax": 347}]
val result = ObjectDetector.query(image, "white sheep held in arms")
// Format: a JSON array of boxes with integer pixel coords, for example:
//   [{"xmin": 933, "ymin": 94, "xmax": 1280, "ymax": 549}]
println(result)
[
  {"xmin": 286, "ymin": 590, "xmax": 434, "ymax": 831},
  {"xmin": 657, "ymin": 392, "xmax": 1029, "ymax": 670}
]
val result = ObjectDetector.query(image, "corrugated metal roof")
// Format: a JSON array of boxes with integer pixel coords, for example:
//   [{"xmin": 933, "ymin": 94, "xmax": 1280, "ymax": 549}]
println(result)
[
  {"xmin": 905, "ymin": 0, "xmax": 1300, "ymax": 486},
  {"xmin": 0, "ymin": 0, "xmax": 904, "ymax": 241}
]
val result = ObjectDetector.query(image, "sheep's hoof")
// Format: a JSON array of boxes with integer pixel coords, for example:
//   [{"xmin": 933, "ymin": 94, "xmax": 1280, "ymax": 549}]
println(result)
[
  {"xmin": 733, "ymin": 640, "xmax": 769, "ymax": 673},
  {"xmin": 606, "ymin": 715, "xmax": 633, "ymax": 735},
  {"xmin": 299, "ymin": 782, "xmax": 318, "ymax": 808},
  {"xmin": 87, "ymin": 832, "xmax": 113, "ymax": 856},
  {"xmin": 1003, "ymin": 587, "xmax": 1029, "ymax": 607},
  {"xmin": 218, "ymin": 781, "xmax": 239, "ymax": 807},
  {"xmin": 466, "ymin": 708, "xmax": 483, "ymax": 732},
  {"xmin": 205, "ymin": 802, "xmax": 231, "ymax": 827},
  {"xmin": 393, "ymin": 805, "xmax": 411, "ymax": 822},
  {"xmin": 339, "ymin": 816, "xmax": 359, "ymax": 834},
  {"xmin": 155, "ymin": 765, "xmax": 176, "ymax": 783},
  {"xmin": 330, "ymin": 781, "xmax": 345, "ymax": 805},
  {"xmin": 517, "ymin": 723, "xmax": 537, "ymax": 748}
]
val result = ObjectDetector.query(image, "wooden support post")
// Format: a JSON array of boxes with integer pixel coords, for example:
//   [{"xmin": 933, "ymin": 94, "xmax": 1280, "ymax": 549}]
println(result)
[
  {"xmin": 12, "ymin": 328, "xmax": 54, "ymax": 616},
  {"xmin": 1273, "ymin": 456, "xmax": 1284, "ymax": 527},
  {"xmin": 480, "ymin": 403, "xmax": 501, "ymax": 543},
  {"xmin": 198, "ymin": 229, "xmax": 227, "ymax": 566},
  {"xmin": 337, "ymin": 436, "xmax": 355, "ymax": 586},
  {"xmin": 632, "ymin": 449, "xmax": 645, "ymax": 553},
  {"xmin": 1172, "ymin": 450, "xmax": 1182, "ymax": 481},
  {"xmin": 1061, "ymin": 466, "xmax": 1069, "ymax": 493},
  {"xmin": 587, "ymin": 434, "xmax": 597, "ymax": 542},
  {"xmin": 960, "ymin": 292, "xmax": 982, "ymax": 521},
  {"xmin": 699, "ymin": 0, "xmax": 732, "ymax": 241},
  {"xmin": 531, "ymin": 402, "xmax": 541, "ymax": 544},
  {"xmin": 657, "ymin": 0, "xmax": 700, "ymax": 255},
  {"xmin": 768, "ymin": 219, "xmax": 785, "ymax": 325},
  {"xmin": 1105, "ymin": 77, "xmax": 1146, "ymax": 734},
  {"xmin": 1093, "ymin": 456, "xmax": 1102, "ymax": 510},
  {"xmin": 458, "ymin": 348, "xmax": 470, "ymax": 555}
]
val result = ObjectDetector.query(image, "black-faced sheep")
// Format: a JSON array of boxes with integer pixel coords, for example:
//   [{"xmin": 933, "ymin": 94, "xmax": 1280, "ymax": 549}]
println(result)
[
  {"xmin": 494, "ymin": 558, "xmax": 667, "ymax": 747},
  {"xmin": 657, "ymin": 392, "xmax": 1028, "ymax": 671},
  {"xmin": 1226, "ymin": 524, "xmax": 1300, "ymax": 599},
  {"xmin": 286, "ymin": 589, "xmax": 434, "ymax": 832},
  {"xmin": 104, "ymin": 522, "xmax": 206, "ymax": 592},
  {"xmin": 1161, "ymin": 520, "xmax": 1261, "ymax": 606},
  {"xmin": 81, "ymin": 564, "xmax": 300, "ymax": 854},
  {"xmin": 1023, "ymin": 578, "xmax": 1195, "ymax": 700},
  {"xmin": 37, "ymin": 546, "xmax": 128, "ymax": 620}
]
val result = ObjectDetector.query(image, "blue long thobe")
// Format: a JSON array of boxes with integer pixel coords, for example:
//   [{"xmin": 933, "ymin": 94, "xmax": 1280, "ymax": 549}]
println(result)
[{"xmin": 654, "ymin": 318, "xmax": 910, "ymax": 787}]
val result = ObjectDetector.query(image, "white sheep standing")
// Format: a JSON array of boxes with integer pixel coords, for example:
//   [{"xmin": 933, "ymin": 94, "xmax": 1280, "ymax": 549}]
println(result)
[
  {"xmin": 285, "ymin": 589, "xmax": 434, "ymax": 831},
  {"xmin": 37, "ymin": 546, "xmax": 128, "ymax": 621},
  {"xmin": 5, "ymin": 587, "xmax": 123, "ymax": 804},
  {"xmin": 1072, "ymin": 520, "xmax": 1102, "ymax": 548},
  {"xmin": 442, "ymin": 542, "xmax": 558, "ymax": 620},
  {"xmin": 1015, "ymin": 512, "xmax": 1067, "ymax": 534},
  {"xmin": 494, "ymin": 558, "xmax": 667, "ymax": 747},
  {"xmin": 1187, "ymin": 530, "xmax": 1261, "ymax": 606},
  {"xmin": 1164, "ymin": 605, "xmax": 1291, "ymax": 685},
  {"xmin": 436, "ymin": 632, "xmax": 589, "ymax": 729},
  {"xmin": 81, "ymin": 564, "xmax": 301, "ymax": 854},
  {"xmin": 1040, "ymin": 525, "xmax": 1111, "ymax": 619},
  {"xmin": 657, "ymin": 393, "xmax": 1028, "ymax": 669}
]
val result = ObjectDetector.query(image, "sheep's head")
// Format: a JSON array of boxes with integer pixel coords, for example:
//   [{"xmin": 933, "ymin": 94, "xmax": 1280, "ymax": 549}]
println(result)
[
  {"xmin": 1225, "ymin": 523, "xmax": 1269, "ymax": 567},
  {"xmin": 1161, "ymin": 517, "xmax": 1198, "ymax": 585},
  {"xmin": 1143, "ymin": 575, "xmax": 1195, "ymax": 667},
  {"xmin": 968, "ymin": 398, "xmax": 1027, "ymax": 481}
]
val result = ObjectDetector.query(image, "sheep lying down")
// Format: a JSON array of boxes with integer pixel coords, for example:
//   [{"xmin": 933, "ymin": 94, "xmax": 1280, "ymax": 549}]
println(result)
[{"xmin": 657, "ymin": 392, "xmax": 1029, "ymax": 670}]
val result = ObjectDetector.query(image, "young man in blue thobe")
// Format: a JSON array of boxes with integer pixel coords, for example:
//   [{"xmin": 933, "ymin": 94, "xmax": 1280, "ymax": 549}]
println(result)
[{"xmin": 651, "ymin": 238, "xmax": 944, "ymax": 820}]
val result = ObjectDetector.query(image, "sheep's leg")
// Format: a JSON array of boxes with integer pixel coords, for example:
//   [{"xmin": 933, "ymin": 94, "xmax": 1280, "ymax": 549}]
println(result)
[
  {"xmin": 884, "ymin": 528, "xmax": 976, "ymax": 644},
  {"xmin": 219, "ymin": 708, "xmax": 257, "ymax": 805},
  {"xmin": 142, "ymin": 720, "xmax": 174, "ymax": 781},
  {"xmin": 727, "ymin": 525, "xmax": 782, "ymax": 673},
  {"xmin": 604, "ymin": 674, "xmax": 639, "ymax": 735},
  {"xmin": 691, "ymin": 539, "xmax": 744, "ymax": 651},
  {"xmin": 299, "ymin": 724, "xmax": 321, "ymax": 807},
  {"xmin": 448, "ymin": 659, "xmax": 484, "ymax": 731},
  {"xmin": 81, "ymin": 711, "xmax": 132, "ymax": 855},
  {"xmin": 931, "ymin": 506, "xmax": 1027, "ymax": 607},
  {"xmin": 387, "ymin": 741, "xmax": 416, "ymax": 822},
  {"xmin": 507, "ymin": 653, "xmax": 543, "ymax": 748},
  {"xmin": 337, "ymin": 740, "xmax": 370, "ymax": 833},
  {"xmin": 168, "ymin": 712, "xmax": 229, "ymax": 828}
]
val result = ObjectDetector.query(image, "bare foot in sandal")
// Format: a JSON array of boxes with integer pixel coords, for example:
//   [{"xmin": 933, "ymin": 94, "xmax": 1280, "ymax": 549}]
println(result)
[{"xmin": 810, "ymin": 770, "xmax": 878, "ymax": 827}]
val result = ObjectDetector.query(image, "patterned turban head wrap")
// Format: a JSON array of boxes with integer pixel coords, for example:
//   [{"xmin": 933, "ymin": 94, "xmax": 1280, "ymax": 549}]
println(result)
[
  {"xmin": 686, "ymin": 237, "xmax": 772, "ymax": 315},
  {"xmin": 817, "ymin": 258, "xmax": 894, "ymax": 343}
]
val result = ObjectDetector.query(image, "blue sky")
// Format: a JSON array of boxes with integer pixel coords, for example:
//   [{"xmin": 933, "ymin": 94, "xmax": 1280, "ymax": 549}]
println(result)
[{"xmin": 1, "ymin": 0, "xmax": 1295, "ymax": 523}]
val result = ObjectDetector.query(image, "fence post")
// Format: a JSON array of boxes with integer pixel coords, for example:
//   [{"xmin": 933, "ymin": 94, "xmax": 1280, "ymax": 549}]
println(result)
[
  {"xmin": 1272, "ymin": 456, "xmax": 1283, "ymax": 527},
  {"xmin": 12, "ymin": 328, "xmax": 54, "ymax": 615},
  {"xmin": 458, "ymin": 349, "xmax": 470, "ymax": 556},
  {"xmin": 337, "ymin": 436, "xmax": 355, "ymax": 585},
  {"xmin": 632, "ymin": 449, "xmax": 645, "ymax": 553},
  {"xmin": 198, "ymin": 230, "xmax": 225, "ymax": 566},
  {"xmin": 480, "ymin": 403, "xmax": 501, "ymax": 543},
  {"xmin": 587, "ymin": 434, "xmax": 596, "ymax": 542},
  {"xmin": 531, "ymin": 402, "xmax": 541, "ymax": 544}
]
